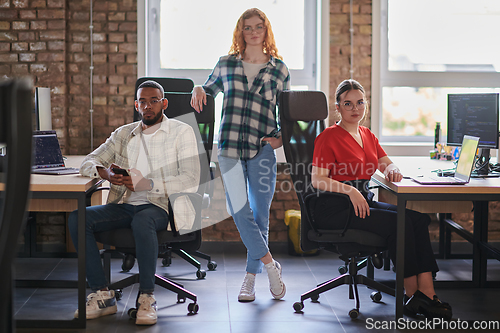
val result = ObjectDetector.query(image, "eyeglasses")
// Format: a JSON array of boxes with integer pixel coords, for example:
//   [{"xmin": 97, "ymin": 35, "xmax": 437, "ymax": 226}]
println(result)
[
  {"xmin": 339, "ymin": 100, "xmax": 366, "ymax": 111},
  {"xmin": 137, "ymin": 98, "xmax": 163, "ymax": 108},
  {"xmin": 243, "ymin": 25, "xmax": 265, "ymax": 34}
]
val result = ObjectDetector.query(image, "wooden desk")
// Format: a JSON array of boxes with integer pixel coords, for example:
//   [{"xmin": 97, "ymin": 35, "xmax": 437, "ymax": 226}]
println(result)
[
  {"xmin": 371, "ymin": 156, "xmax": 500, "ymax": 319},
  {"xmin": 27, "ymin": 156, "xmax": 102, "ymax": 211},
  {"xmin": 13, "ymin": 156, "xmax": 101, "ymax": 329}
]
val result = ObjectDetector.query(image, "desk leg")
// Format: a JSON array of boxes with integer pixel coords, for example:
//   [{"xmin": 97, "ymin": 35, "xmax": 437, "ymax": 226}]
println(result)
[
  {"xmin": 437, "ymin": 213, "xmax": 452, "ymax": 259},
  {"xmin": 77, "ymin": 192, "xmax": 87, "ymax": 327},
  {"xmin": 473, "ymin": 201, "xmax": 488, "ymax": 288},
  {"xmin": 395, "ymin": 197, "xmax": 406, "ymax": 319}
]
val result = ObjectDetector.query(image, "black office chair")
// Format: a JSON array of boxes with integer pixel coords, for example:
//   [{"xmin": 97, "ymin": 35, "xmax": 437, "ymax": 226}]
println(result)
[
  {"xmin": 90, "ymin": 91, "xmax": 216, "ymax": 317},
  {"xmin": 125, "ymin": 78, "xmax": 217, "ymax": 274},
  {"xmin": 154, "ymin": 91, "xmax": 217, "ymax": 276},
  {"xmin": 133, "ymin": 77, "xmax": 194, "ymax": 121},
  {"xmin": 0, "ymin": 79, "xmax": 33, "ymax": 332},
  {"xmin": 279, "ymin": 90, "xmax": 395, "ymax": 319}
]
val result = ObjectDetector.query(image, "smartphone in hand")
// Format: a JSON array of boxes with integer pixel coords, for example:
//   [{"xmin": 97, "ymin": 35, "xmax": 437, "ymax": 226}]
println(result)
[{"xmin": 112, "ymin": 167, "xmax": 129, "ymax": 176}]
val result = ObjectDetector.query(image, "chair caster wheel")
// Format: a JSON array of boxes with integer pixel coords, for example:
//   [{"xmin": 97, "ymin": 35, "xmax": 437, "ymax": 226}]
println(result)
[
  {"xmin": 114, "ymin": 289, "xmax": 123, "ymax": 301},
  {"xmin": 349, "ymin": 308, "xmax": 359, "ymax": 319},
  {"xmin": 122, "ymin": 254, "xmax": 135, "ymax": 272},
  {"xmin": 162, "ymin": 257, "xmax": 172, "ymax": 267},
  {"xmin": 188, "ymin": 303, "xmax": 199, "ymax": 314},
  {"xmin": 177, "ymin": 295, "xmax": 186, "ymax": 303},
  {"xmin": 293, "ymin": 302, "xmax": 304, "ymax": 312},
  {"xmin": 310, "ymin": 294, "xmax": 319, "ymax": 302},
  {"xmin": 338, "ymin": 265, "xmax": 347, "ymax": 274},
  {"xmin": 370, "ymin": 291, "xmax": 382, "ymax": 302},
  {"xmin": 128, "ymin": 307, "xmax": 137, "ymax": 319},
  {"xmin": 207, "ymin": 261, "xmax": 217, "ymax": 271},
  {"xmin": 196, "ymin": 270, "xmax": 206, "ymax": 279}
]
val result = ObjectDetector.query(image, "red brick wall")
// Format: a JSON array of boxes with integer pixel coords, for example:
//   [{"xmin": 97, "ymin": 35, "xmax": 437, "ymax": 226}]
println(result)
[
  {"xmin": 0, "ymin": 0, "xmax": 137, "ymax": 154},
  {"xmin": 1, "ymin": 0, "xmax": 68, "ymax": 146}
]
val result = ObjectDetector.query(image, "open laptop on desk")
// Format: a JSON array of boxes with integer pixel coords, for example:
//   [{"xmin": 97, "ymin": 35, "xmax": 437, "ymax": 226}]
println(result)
[
  {"xmin": 411, "ymin": 135, "xmax": 479, "ymax": 185},
  {"xmin": 32, "ymin": 130, "xmax": 80, "ymax": 175}
]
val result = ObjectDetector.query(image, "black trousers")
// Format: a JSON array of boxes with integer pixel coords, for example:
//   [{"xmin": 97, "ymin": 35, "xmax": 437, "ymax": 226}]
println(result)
[{"xmin": 313, "ymin": 194, "xmax": 438, "ymax": 278}]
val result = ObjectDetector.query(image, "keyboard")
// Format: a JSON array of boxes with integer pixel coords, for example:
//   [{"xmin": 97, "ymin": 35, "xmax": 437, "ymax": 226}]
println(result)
[
  {"xmin": 32, "ymin": 167, "xmax": 80, "ymax": 175},
  {"xmin": 411, "ymin": 175, "xmax": 467, "ymax": 185}
]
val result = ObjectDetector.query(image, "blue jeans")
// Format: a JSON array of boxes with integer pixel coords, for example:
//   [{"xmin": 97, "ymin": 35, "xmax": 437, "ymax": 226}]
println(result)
[
  {"xmin": 68, "ymin": 203, "xmax": 169, "ymax": 293},
  {"xmin": 218, "ymin": 144, "xmax": 277, "ymax": 274}
]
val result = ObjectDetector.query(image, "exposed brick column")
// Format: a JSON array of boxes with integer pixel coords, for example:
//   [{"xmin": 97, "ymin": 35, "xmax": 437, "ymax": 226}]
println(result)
[
  {"xmin": 329, "ymin": 0, "xmax": 372, "ymax": 127},
  {"xmin": 66, "ymin": 0, "xmax": 137, "ymax": 154}
]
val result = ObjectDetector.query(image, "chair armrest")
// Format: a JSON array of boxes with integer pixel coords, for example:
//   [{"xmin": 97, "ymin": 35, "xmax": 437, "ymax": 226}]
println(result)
[
  {"xmin": 201, "ymin": 162, "xmax": 217, "ymax": 209},
  {"xmin": 85, "ymin": 179, "xmax": 109, "ymax": 206},
  {"xmin": 207, "ymin": 162, "xmax": 216, "ymax": 198},
  {"xmin": 167, "ymin": 192, "xmax": 203, "ymax": 236},
  {"xmin": 168, "ymin": 192, "xmax": 202, "ymax": 207},
  {"xmin": 304, "ymin": 191, "xmax": 353, "ymax": 236}
]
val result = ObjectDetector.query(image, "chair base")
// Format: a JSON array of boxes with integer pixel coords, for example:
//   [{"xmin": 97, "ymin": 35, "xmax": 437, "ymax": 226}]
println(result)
[
  {"xmin": 188, "ymin": 250, "xmax": 218, "ymax": 271},
  {"xmin": 161, "ymin": 248, "xmax": 217, "ymax": 279},
  {"xmin": 293, "ymin": 257, "xmax": 395, "ymax": 318},
  {"xmin": 108, "ymin": 273, "xmax": 199, "ymax": 315}
]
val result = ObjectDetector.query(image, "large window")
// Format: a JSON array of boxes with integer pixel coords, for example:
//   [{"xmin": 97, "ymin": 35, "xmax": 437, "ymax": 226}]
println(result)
[
  {"xmin": 145, "ymin": 0, "xmax": 317, "ymax": 88},
  {"xmin": 143, "ymin": 0, "xmax": 318, "ymax": 143},
  {"xmin": 376, "ymin": 0, "xmax": 500, "ymax": 143}
]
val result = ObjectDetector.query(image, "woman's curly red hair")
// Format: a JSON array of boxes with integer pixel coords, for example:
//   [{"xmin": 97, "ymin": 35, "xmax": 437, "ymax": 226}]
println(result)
[{"xmin": 228, "ymin": 8, "xmax": 282, "ymax": 60}]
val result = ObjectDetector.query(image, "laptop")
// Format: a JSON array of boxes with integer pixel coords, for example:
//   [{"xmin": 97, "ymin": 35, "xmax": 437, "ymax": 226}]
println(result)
[
  {"xmin": 411, "ymin": 135, "xmax": 479, "ymax": 185},
  {"xmin": 32, "ymin": 130, "xmax": 80, "ymax": 175}
]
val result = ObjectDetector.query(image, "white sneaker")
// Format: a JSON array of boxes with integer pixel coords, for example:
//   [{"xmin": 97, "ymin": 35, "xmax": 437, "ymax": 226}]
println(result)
[
  {"xmin": 74, "ymin": 290, "xmax": 117, "ymax": 320},
  {"xmin": 136, "ymin": 293, "xmax": 157, "ymax": 325},
  {"xmin": 266, "ymin": 260, "xmax": 286, "ymax": 300},
  {"xmin": 238, "ymin": 273, "xmax": 256, "ymax": 302}
]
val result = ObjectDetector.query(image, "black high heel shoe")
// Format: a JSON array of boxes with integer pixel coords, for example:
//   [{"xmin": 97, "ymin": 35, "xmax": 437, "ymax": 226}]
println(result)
[{"xmin": 405, "ymin": 290, "xmax": 453, "ymax": 320}]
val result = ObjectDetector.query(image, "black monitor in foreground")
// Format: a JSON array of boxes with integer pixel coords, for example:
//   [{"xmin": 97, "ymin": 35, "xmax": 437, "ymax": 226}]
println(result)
[
  {"xmin": 0, "ymin": 78, "xmax": 33, "ymax": 333},
  {"xmin": 447, "ymin": 93, "xmax": 499, "ymax": 176}
]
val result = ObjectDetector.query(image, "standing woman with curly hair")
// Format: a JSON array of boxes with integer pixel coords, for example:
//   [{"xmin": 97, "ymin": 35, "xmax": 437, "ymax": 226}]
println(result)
[{"xmin": 191, "ymin": 8, "xmax": 290, "ymax": 302}]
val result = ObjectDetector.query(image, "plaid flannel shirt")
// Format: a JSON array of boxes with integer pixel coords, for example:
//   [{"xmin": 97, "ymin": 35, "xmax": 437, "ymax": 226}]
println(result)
[
  {"xmin": 80, "ymin": 115, "xmax": 200, "ymax": 231},
  {"xmin": 203, "ymin": 55, "xmax": 290, "ymax": 160}
]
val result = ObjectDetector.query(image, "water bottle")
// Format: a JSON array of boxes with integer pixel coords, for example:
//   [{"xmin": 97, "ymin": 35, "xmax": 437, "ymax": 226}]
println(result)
[{"xmin": 434, "ymin": 122, "xmax": 441, "ymax": 148}]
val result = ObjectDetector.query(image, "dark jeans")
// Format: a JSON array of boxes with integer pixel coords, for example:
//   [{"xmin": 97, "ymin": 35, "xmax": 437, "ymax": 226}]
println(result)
[
  {"xmin": 313, "ymin": 194, "xmax": 438, "ymax": 278},
  {"xmin": 68, "ymin": 203, "xmax": 169, "ymax": 293}
]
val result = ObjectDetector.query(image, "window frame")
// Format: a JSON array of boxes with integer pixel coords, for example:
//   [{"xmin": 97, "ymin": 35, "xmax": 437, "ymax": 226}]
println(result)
[
  {"xmin": 372, "ymin": 0, "xmax": 500, "ymax": 145},
  {"xmin": 143, "ymin": 0, "xmax": 318, "ymax": 88},
  {"xmin": 137, "ymin": 0, "xmax": 330, "ymax": 162}
]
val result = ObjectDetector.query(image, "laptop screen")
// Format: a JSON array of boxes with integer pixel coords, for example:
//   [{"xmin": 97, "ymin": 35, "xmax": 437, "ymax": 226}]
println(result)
[
  {"xmin": 33, "ymin": 130, "xmax": 65, "ymax": 169},
  {"xmin": 455, "ymin": 135, "xmax": 479, "ymax": 181}
]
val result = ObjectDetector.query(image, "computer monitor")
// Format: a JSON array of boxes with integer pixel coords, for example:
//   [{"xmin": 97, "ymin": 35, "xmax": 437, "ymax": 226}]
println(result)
[
  {"xmin": 447, "ymin": 93, "xmax": 499, "ymax": 176},
  {"xmin": 34, "ymin": 87, "xmax": 52, "ymax": 131}
]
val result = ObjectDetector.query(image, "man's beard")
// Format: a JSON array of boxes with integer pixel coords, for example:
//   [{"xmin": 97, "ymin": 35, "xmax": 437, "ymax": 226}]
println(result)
[{"xmin": 141, "ymin": 111, "xmax": 163, "ymax": 126}]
